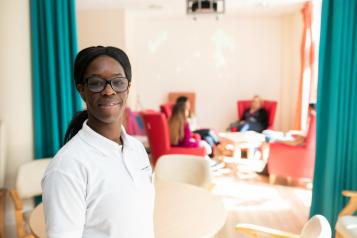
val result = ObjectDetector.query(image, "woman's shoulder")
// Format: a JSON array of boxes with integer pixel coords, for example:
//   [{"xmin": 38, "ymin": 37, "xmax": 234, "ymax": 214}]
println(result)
[
  {"xmin": 45, "ymin": 135, "xmax": 88, "ymax": 176},
  {"xmin": 57, "ymin": 133, "xmax": 87, "ymax": 157}
]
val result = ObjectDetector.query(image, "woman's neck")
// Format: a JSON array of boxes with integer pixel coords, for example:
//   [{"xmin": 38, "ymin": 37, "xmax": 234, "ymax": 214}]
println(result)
[
  {"xmin": 87, "ymin": 116, "xmax": 122, "ymax": 144},
  {"xmin": 250, "ymin": 107, "xmax": 259, "ymax": 113}
]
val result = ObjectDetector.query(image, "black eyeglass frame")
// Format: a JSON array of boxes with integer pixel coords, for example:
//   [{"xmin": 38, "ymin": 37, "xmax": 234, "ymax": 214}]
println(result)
[{"xmin": 83, "ymin": 76, "xmax": 130, "ymax": 93}]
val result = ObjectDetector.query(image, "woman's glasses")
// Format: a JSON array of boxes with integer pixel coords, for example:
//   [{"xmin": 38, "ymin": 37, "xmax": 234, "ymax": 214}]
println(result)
[{"xmin": 84, "ymin": 76, "xmax": 129, "ymax": 93}]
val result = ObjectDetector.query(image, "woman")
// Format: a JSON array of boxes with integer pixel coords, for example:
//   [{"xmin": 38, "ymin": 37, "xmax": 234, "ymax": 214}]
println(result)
[
  {"xmin": 175, "ymin": 96, "xmax": 220, "ymax": 149},
  {"xmin": 264, "ymin": 103, "xmax": 316, "ymax": 145},
  {"xmin": 168, "ymin": 101, "xmax": 211, "ymax": 155},
  {"xmin": 42, "ymin": 46, "xmax": 154, "ymax": 237},
  {"xmin": 238, "ymin": 95, "xmax": 268, "ymax": 133}
]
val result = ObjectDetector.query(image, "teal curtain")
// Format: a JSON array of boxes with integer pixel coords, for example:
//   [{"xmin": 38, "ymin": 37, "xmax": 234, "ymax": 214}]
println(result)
[
  {"xmin": 31, "ymin": 0, "xmax": 82, "ymax": 159},
  {"xmin": 310, "ymin": 0, "xmax": 357, "ymax": 229}
]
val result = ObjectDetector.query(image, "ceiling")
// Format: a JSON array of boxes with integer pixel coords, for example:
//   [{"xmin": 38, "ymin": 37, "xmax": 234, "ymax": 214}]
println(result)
[{"xmin": 76, "ymin": 0, "xmax": 308, "ymax": 16}]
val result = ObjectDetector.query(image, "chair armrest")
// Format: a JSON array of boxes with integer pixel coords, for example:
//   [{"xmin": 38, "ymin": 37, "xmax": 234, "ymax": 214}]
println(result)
[
  {"xmin": 269, "ymin": 142, "xmax": 305, "ymax": 149},
  {"xmin": 286, "ymin": 130, "xmax": 305, "ymax": 137},
  {"xmin": 192, "ymin": 133, "xmax": 201, "ymax": 141},
  {"xmin": 339, "ymin": 190, "xmax": 357, "ymax": 217},
  {"xmin": 236, "ymin": 224, "xmax": 299, "ymax": 238},
  {"xmin": 342, "ymin": 190, "xmax": 357, "ymax": 197},
  {"xmin": 9, "ymin": 189, "xmax": 23, "ymax": 211},
  {"xmin": 9, "ymin": 189, "xmax": 29, "ymax": 238}
]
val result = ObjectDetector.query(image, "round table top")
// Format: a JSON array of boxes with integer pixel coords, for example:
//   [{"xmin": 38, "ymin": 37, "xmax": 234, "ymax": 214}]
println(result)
[
  {"xmin": 30, "ymin": 179, "xmax": 227, "ymax": 238},
  {"xmin": 219, "ymin": 131, "xmax": 265, "ymax": 146}
]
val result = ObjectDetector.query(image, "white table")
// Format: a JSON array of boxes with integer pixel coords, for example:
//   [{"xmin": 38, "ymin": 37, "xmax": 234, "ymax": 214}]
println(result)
[
  {"xmin": 219, "ymin": 131, "xmax": 266, "ymax": 159},
  {"xmin": 219, "ymin": 131, "xmax": 265, "ymax": 146},
  {"xmin": 30, "ymin": 179, "xmax": 227, "ymax": 238},
  {"xmin": 218, "ymin": 131, "xmax": 267, "ymax": 176}
]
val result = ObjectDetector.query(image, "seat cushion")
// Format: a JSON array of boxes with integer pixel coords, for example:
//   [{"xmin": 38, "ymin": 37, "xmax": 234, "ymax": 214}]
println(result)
[{"xmin": 336, "ymin": 216, "xmax": 357, "ymax": 238}]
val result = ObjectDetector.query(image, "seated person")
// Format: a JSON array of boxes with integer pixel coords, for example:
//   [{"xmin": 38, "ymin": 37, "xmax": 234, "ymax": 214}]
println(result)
[
  {"xmin": 175, "ymin": 96, "xmax": 220, "ymax": 149},
  {"xmin": 175, "ymin": 96, "xmax": 197, "ymax": 130},
  {"xmin": 263, "ymin": 103, "xmax": 316, "ymax": 146},
  {"xmin": 168, "ymin": 101, "xmax": 212, "ymax": 156},
  {"xmin": 237, "ymin": 95, "xmax": 268, "ymax": 133}
]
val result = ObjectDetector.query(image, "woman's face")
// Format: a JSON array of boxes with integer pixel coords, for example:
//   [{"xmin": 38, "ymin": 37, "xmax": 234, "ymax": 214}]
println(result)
[
  {"xmin": 77, "ymin": 55, "xmax": 129, "ymax": 125},
  {"xmin": 251, "ymin": 97, "xmax": 262, "ymax": 110},
  {"xmin": 185, "ymin": 101, "xmax": 191, "ymax": 117}
]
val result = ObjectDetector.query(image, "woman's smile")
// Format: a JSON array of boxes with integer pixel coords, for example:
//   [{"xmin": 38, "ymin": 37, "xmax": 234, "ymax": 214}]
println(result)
[{"xmin": 98, "ymin": 100, "xmax": 121, "ymax": 108}]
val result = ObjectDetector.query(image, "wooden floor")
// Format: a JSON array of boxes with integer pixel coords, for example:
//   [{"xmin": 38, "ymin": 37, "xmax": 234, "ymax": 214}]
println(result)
[{"xmin": 212, "ymin": 173, "xmax": 312, "ymax": 238}]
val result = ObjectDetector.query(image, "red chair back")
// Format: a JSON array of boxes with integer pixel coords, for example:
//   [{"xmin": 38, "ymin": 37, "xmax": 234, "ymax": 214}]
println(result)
[
  {"xmin": 141, "ymin": 111, "xmax": 172, "ymax": 163},
  {"xmin": 141, "ymin": 111, "xmax": 206, "ymax": 166},
  {"xmin": 237, "ymin": 100, "xmax": 277, "ymax": 129},
  {"xmin": 159, "ymin": 103, "xmax": 174, "ymax": 119}
]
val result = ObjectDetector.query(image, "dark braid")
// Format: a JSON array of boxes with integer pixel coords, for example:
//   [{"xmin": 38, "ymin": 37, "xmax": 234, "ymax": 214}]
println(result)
[
  {"xmin": 64, "ymin": 110, "xmax": 88, "ymax": 143},
  {"xmin": 64, "ymin": 46, "xmax": 132, "ymax": 144}
]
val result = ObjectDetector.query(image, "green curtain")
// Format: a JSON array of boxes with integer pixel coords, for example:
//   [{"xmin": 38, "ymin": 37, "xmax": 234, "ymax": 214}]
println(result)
[
  {"xmin": 310, "ymin": 0, "xmax": 357, "ymax": 229},
  {"xmin": 31, "ymin": 0, "xmax": 82, "ymax": 159}
]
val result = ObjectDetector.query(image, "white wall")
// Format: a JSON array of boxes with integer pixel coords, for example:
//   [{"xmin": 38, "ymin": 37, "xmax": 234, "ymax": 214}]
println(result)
[
  {"xmin": 0, "ymin": 0, "xmax": 33, "ymax": 188},
  {"xmin": 125, "ymin": 13, "xmax": 294, "ymax": 131},
  {"xmin": 0, "ymin": 0, "xmax": 32, "ymax": 236},
  {"xmin": 77, "ymin": 9, "xmax": 126, "ymax": 49}
]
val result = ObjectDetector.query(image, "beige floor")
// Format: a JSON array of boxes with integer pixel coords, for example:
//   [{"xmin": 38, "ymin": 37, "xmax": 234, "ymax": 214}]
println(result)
[{"xmin": 212, "ymin": 173, "xmax": 312, "ymax": 238}]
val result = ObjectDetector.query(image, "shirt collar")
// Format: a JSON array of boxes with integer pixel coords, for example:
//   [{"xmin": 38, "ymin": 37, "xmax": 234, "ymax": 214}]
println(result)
[{"xmin": 78, "ymin": 120, "xmax": 133, "ymax": 156}]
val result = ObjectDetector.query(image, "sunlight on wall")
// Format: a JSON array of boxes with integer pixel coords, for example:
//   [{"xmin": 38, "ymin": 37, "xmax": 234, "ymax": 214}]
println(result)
[
  {"xmin": 211, "ymin": 29, "xmax": 236, "ymax": 67},
  {"xmin": 148, "ymin": 31, "xmax": 168, "ymax": 53}
]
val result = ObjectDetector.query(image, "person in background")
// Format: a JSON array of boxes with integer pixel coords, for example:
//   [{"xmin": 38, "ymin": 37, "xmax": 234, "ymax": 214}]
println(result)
[
  {"xmin": 175, "ymin": 96, "xmax": 197, "ymax": 130},
  {"xmin": 264, "ymin": 103, "xmax": 316, "ymax": 145},
  {"xmin": 168, "ymin": 101, "xmax": 212, "ymax": 156},
  {"xmin": 237, "ymin": 95, "xmax": 268, "ymax": 133},
  {"xmin": 175, "ymin": 96, "xmax": 220, "ymax": 155},
  {"xmin": 42, "ymin": 46, "xmax": 154, "ymax": 237}
]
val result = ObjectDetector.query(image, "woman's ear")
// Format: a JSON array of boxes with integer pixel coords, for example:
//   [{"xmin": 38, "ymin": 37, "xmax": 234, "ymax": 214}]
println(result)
[
  {"xmin": 76, "ymin": 84, "xmax": 86, "ymax": 102},
  {"xmin": 125, "ymin": 84, "xmax": 131, "ymax": 100}
]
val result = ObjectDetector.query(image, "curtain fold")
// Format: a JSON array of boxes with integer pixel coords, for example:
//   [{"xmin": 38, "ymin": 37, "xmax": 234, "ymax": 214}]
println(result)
[
  {"xmin": 310, "ymin": 0, "xmax": 357, "ymax": 230},
  {"xmin": 31, "ymin": 0, "xmax": 82, "ymax": 159}
]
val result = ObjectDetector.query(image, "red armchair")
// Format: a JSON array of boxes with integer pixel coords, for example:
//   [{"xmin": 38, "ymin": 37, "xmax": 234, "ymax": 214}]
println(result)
[
  {"xmin": 141, "ymin": 111, "xmax": 206, "ymax": 166},
  {"xmin": 267, "ymin": 112, "xmax": 316, "ymax": 182},
  {"xmin": 237, "ymin": 100, "xmax": 277, "ymax": 129}
]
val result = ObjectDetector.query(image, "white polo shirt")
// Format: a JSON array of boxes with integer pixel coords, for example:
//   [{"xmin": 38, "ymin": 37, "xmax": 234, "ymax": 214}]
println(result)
[{"xmin": 42, "ymin": 121, "xmax": 155, "ymax": 238}]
